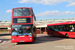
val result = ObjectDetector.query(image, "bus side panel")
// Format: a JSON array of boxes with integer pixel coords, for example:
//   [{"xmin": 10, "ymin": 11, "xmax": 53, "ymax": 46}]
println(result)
[
  {"xmin": 52, "ymin": 31, "xmax": 61, "ymax": 36},
  {"xmin": 51, "ymin": 31, "xmax": 75, "ymax": 38},
  {"xmin": 68, "ymin": 32, "xmax": 75, "ymax": 38},
  {"xmin": 49, "ymin": 31, "xmax": 70, "ymax": 37},
  {"xmin": 47, "ymin": 30, "xmax": 52, "ymax": 36},
  {"xmin": 47, "ymin": 28, "xmax": 75, "ymax": 38},
  {"xmin": 57, "ymin": 31, "xmax": 68, "ymax": 37}
]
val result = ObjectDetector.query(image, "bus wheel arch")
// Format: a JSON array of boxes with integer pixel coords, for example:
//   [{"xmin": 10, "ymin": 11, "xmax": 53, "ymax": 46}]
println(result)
[{"xmin": 65, "ymin": 33, "xmax": 68, "ymax": 38}]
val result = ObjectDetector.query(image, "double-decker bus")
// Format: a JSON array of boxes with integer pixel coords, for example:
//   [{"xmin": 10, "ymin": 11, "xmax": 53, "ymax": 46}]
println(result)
[
  {"xmin": 11, "ymin": 7, "xmax": 36, "ymax": 43},
  {"xmin": 47, "ymin": 21, "xmax": 75, "ymax": 38}
]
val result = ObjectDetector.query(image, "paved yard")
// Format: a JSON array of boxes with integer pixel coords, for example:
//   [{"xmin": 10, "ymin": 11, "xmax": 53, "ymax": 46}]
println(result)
[{"xmin": 0, "ymin": 33, "xmax": 75, "ymax": 50}]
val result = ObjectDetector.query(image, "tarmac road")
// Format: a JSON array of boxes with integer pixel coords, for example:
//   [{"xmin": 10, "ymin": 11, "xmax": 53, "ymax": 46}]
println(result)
[{"xmin": 0, "ymin": 34, "xmax": 75, "ymax": 50}]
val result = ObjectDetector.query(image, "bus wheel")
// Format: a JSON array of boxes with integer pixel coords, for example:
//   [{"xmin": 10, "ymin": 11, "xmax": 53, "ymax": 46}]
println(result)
[
  {"xmin": 33, "ymin": 37, "xmax": 35, "ymax": 42},
  {"xmin": 66, "ymin": 33, "xmax": 68, "ymax": 38},
  {"xmin": 48, "ymin": 33, "xmax": 49, "ymax": 35},
  {"xmin": 51, "ymin": 33, "xmax": 53, "ymax": 37},
  {"xmin": 13, "ymin": 43, "xmax": 17, "ymax": 45}
]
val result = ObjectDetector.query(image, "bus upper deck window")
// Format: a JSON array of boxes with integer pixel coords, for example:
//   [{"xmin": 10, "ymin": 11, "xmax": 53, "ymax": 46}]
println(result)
[{"xmin": 22, "ymin": 9, "xmax": 30, "ymax": 16}]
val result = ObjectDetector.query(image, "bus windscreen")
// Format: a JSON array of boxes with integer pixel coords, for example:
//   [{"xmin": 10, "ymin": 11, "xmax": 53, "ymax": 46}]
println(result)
[{"xmin": 12, "ymin": 25, "xmax": 32, "ymax": 36}]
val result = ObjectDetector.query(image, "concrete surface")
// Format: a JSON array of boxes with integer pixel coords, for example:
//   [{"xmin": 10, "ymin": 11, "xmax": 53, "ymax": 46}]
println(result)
[{"xmin": 0, "ymin": 34, "xmax": 75, "ymax": 50}]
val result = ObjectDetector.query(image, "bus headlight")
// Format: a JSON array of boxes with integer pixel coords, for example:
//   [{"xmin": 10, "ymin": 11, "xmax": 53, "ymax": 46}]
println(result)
[
  {"xmin": 29, "ymin": 33, "xmax": 31, "ymax": 34},
  {"xmin": 12, "ymin": 38, "xmax": 15, "ymax": 40},
  {"xmin": 29, "ymin": 38, "xmax": 32, "ymax": 39}
]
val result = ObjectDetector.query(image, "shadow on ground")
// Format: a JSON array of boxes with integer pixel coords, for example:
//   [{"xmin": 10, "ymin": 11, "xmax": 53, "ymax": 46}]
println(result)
[
  {"xmin": 17, "ymin": 35, "xmax": 66, "ymax": 45},
  {"xmin": 33, "ymin": 36, "xmax": 66, "ymax": 44},
  {"xmin": 0, "ymin": 39, "xmax": 10, "ymax": 41},
  {"xmin": 0, "ymin": 34, "xmax": 10, "ymax": 36}
]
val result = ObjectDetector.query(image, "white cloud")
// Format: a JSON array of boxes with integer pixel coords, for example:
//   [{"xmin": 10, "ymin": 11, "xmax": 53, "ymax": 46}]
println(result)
[
  {"xmin": 36, "ymin": 11, "xmax": 75, "ymax": 17},
  {"xmin": 18, "ymin": 0, "xmax": 31, "ymax": 3},
  {"xmin": 6, "ymin": 10, "xmax": 12, "ymax": 13},
  {"xmin": 18, "ymin": 0, "xmax": 75, "ymax": 5},
  {"xmin": 67, "ymin": 0, "xmax": 75, "ymax": 3},
  {"xmin": 18, "ymin": 0, "xmax": 66, "ymax": 5},
  {"xmin": 66, "ymin": 2, "xmax": 75, "ymax": 7}
]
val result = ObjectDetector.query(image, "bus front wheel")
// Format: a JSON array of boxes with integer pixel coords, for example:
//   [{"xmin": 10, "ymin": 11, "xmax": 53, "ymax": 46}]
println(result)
[
  {"xmin": 13, "ymin": 43, "xmax": 17, "ymax": 45},
  {"xmin": 51, "ymin": 33, "xmax": 54, "ymax": 37},
  {"xmin": 65, "ymin": 33, "xmax": 68, "ymax": 38}
]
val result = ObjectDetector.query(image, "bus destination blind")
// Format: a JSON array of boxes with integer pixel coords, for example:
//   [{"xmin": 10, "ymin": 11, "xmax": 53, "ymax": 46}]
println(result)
[
  {"xmin": 13, "ymin": 18, "xmax": 31, "ymax": 23},
  {"xmin": 17, "ymin": 18, "xmax": 26, "ymax": 23}
]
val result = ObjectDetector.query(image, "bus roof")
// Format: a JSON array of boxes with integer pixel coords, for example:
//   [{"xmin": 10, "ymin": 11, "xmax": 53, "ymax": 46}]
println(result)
[
  {"xmin": 47, "ymin": 21, "xmax": 75, "ymax": 26},
  {"xmin": 12, "ymin": 7, "xmax": 32, "ymax": 9}
]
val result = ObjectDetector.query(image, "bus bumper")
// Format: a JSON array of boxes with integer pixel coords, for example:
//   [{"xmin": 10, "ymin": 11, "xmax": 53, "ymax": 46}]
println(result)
[{"xmin": 11, "ymin": 36, "xmax": 33, "ymax": 43}]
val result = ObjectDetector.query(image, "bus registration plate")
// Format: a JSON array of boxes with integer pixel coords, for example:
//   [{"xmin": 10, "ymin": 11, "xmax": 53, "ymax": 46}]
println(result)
[{"xmin": 20, "ymin": 41, "xmax": 24, "ymax": 42}]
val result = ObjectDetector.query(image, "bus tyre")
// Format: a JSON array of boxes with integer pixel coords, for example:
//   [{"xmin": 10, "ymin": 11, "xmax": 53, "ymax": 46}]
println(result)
[
  {"xmin": 51, "ymin": 33, "xmax": 53, "ymax": 37},
  {"xmin": 48, "ymin": 33, "xmax": 49, "ymax": 35},
  {"xmin": 32, "ymin": 37, "xmax": 34, "ymax": 42},
  {"xmin": 66, "ymin": 34, "xmax": 68, "ymax": 38},
  {"xmin": 14, "ymin": 43, "xmax": 17, "ymax": 45},
  {"xmin": 34, "ymin": 37, "xmax": 36, "ymax": 40}
]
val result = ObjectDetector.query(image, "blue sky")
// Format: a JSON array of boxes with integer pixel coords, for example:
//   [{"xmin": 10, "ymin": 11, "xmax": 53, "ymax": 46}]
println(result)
[{"xmin": 0, "ymin": 0, "xmax": 75, "ymax": 21}]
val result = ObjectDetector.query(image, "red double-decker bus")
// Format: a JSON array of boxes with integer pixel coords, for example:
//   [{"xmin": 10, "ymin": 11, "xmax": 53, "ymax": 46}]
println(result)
[
  {"xmin": 47, "ymin": 21, "xmax": 75, "ymax": 38},
  {"xmin": 11, "ymin": 7, "xmax": 36, "ymax": 43}
]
